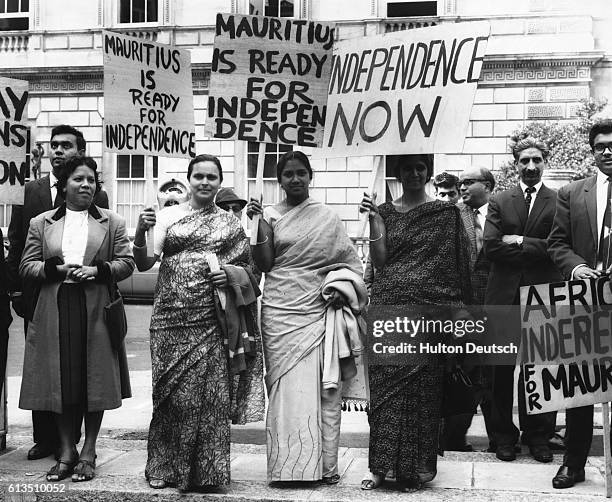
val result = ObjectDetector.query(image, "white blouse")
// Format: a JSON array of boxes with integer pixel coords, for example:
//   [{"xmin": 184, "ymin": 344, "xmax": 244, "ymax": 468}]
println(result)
[{"xmin": 62, "ymin": 209, "xmax": 89, "ymax": 265}]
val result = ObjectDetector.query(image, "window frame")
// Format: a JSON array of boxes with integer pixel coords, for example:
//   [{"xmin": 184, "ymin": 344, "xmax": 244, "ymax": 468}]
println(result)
[
  {"xmin": 0, "ymin": 0, "xmax": 29, "ymax": 31},
  {"xmin": 117, "ymin": 0, "xmax": 160, "ymax": 26}
]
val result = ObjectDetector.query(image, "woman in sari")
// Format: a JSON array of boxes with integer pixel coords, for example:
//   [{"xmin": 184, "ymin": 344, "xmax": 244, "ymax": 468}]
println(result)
[
  {"xmin": 359, "ymin": 154, "xmax": 471, "ymax": 492},
  {"xmin": 247, "ymin": 151, "xmax": 365, "ymax": 484},
  {"xmin": 135, "ymin": 154, "xmax": 264, "ymax": 491}
]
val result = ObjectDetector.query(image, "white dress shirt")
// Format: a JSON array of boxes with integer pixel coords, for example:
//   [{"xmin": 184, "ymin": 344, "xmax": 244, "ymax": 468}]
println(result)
[
  {"xmin": 62, "ymin": 209, "xmax": 89, "ymax": 266},
  {"xmin": 49, "ymin": 172, "xmax": 58, "ymax": 205},
  {"xmin": 519, "ymin": 180, "xmax": 543, "ymax": 215},
  {"xmin": 474, "ymin": 202, "xmax": 488, "ymax": 230}
]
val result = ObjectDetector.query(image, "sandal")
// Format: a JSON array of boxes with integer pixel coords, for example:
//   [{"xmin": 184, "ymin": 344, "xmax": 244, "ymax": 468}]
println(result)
[
  {"xmin": 398, "ymin": 478, "xmax": 424, "ymax": 493},
  {"xmin": 361, "ymin": 473, "xmax": 385, "ymax": 490},
  {"xmin": 47, "ymin": 458, "xmax": 78, "ymax": 482},
  {"xmin": 72, "ymin": 458, "xmax": 96, "ymax": 482},
  {"xmin": 322, "ymin": 474, "xmax": 341, "ymax": 485},
  {"xmin": 148, "ymin": 478, "xmax": 167, "ymax": 489}
]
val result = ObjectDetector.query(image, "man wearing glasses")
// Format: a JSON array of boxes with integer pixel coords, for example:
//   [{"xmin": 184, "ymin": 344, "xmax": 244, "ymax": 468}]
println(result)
[
  {"xmin": 483, "ymin": 136, "xmax": 560, "ymax": 464},
  {"xmin": 433, "ymin": 172, "xmax": 460, "ymax": 204},
  {"xmin": 548, "ymin": 119, "xmax": 612, "ymax": 488},
  {"xmin": 6, "ymin": 124, "xmax": 108, "ymax": 461}
]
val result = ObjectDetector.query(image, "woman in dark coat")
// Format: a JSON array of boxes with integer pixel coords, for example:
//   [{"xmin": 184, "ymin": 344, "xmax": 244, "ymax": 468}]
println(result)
[{"xmin": 19, "ymin": 156, "xmax": 134, "ymax": 483}]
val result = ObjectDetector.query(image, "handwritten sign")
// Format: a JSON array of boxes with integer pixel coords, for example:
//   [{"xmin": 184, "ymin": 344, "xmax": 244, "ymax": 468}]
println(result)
[
  {"xmin": 519, "ymin": 278, "xmax": 612, "ymax": 414},
  {"xmin": 321, "ymin": 21, "xmax": 490, "ymax": 156},
  {"xmin": 204, "ymin": 13, "xmax": 334, "ymax": 147},
  {"xmin": 0, "ymin": 77, "xmax": 29, "ymax": 205},
  {"xmin": 103, "ymin": 31, "xmax": 195, "ymax": 158}
]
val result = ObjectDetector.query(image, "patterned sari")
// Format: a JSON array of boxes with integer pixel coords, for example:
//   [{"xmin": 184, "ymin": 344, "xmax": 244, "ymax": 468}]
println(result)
[
  {"xmin": 368, "ymin": 201, "xmax": 471, "ymax": 484},
  {"xmin": 145, "ymin": 204, "xmax": 264, "ymax": 490},
  {"xmin": 262, "ymin": 198, "xmax": 363, "ymax": 481}
]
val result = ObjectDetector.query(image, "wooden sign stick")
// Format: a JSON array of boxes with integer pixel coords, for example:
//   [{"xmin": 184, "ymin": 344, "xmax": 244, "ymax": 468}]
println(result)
[
  {"xmin": 205, "ymin": 253, "xmax": 227, "ymax": 310},
  {"xmin": 250, "ymin": 142, "xmax": 266, "ymax": 245},
  {"xmin": 358, "ymin": 155, "xmax": 384, "ymax": 239},
  {"xmin": 603, "ymin": 402, "xmax": 612, "ymax": 497},
  {"xmin": 145, "ymin": 156, "xmax": 156, "ymax": 258}
]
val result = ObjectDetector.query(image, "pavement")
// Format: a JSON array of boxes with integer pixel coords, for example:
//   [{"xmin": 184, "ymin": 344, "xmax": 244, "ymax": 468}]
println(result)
[{"xmin": 1, "ymin": 307, "xmax": 612, "ymax": 500}]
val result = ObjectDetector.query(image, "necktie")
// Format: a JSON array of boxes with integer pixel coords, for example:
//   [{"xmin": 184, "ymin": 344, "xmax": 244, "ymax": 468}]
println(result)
[
  {"xmin": 597, "ymin": 178, "xmax": 612, "ymax": 270},
  {"xmin": 525, "ymin": 186, "xmax": 536, "ymax": 214},
  {"xmin": 52, "ymin": 183, "xmax": 63, "ymax": 208},
  {"xmin": 473, "ymin": 208, "xmax": 483, "ymax": 254}
]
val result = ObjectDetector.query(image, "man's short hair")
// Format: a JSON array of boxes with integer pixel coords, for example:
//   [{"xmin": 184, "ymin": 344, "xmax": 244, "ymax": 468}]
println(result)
[
  {"xmin": 51, "ymin": 124, "xmax": 86, "ymax": 151},
  {"xmin": 477, "ymin": 166, "xmax": 495, "ymax": 192},
  {"xmin": 589, "ymin": 119, "xmax": 612, "ymax": 149},
  {"xmin": 510, "ymin": 134, "xmax": 549, "ymax": 161},
  {"xmin": 433, "ymin": 172, "xmax": 459, "ymax": 189}
]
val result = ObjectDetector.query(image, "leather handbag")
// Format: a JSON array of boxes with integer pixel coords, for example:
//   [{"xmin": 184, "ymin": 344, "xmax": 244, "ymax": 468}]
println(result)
[
  {"xmin": 103, "ymin": 282, "xmax": 128, "ymax": 352},
  {"xmin": 442, "ymin": 366, "xmax": 477, "ymax": 417}
]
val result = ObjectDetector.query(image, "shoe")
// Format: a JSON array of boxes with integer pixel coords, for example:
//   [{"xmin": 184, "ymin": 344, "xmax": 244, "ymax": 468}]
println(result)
[
  {"xmin": 548, "ymin": 432, "xmax": 566, "ymax": 451},
  {"xmin": 552, "ymin": 465, "xmax": 585, "ymax": 489},
  {"xmin": 72, "ymin": 458, "xmax": 96, "ymax": 482},
  {"xmin": 46, "ymin": 458, "xmax": 78, "ymax": 482},
  {"xmin": 446, "ymin": 442, "xmax": 474, "ymax": 452},
  {"xmin": 361, "ymin": 474, "xmax": 385, "ymax": 490},
  {"xmin": 28, "ymin": 442, "xmax": 57, "ymax": 460},
  {"xmin": 495, "ymin": 444, "xmax": 516, "ymax": 461},
  {"xmin": 529, "ymin": 444, "xmax": 553, "ymax": 463},
  {"xmin": 398, "ymin": 478, "xmax": 424, "ymax": 493},
  {"xmin": 149, "ymin": 478, "xmax": 168, "ymax": 489},
  {"xmin": 322, "ymin": 474, "xmax": 340, "ymax": 485}
]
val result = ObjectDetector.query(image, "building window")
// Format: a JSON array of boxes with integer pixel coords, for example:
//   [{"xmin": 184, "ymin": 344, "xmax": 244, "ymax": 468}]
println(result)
[
  {"xmin": 384, "ymin": 157, "xmax": 401, "ymax": 202},
  {"xmin": 249, "ymin": 0, "xmax": 295, "ymax": 17},
  {"xmin": 119, "ymin": 0, "xmax": 158, "ymax": 24},
  {"xmin": 387, "ymin": 1, "xmax": 437, "ymax": 17},
  {"xmin": 116, "ymin": 154, "xmax": 158, "ymax": 230},
  {"xmin": 0, "ymin": 0, "xmax": 29, "ymax": 31},
  {"xmin": 246, "ymin": 142, "xmax": 292, "ymax": 207}
]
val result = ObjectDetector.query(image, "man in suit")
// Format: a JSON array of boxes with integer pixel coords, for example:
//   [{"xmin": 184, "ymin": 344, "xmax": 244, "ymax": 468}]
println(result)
[
  {"xmin": 6, "ymin": 124, "xmax": 108, "ymax": 460},
  {"xmin": 547, "ymin": 119, "xmax": 612, "ymax": 488},
  {"xmin": 483, "ymin": 137, "xmax": 561, "ymax": 463},
  {"xmin": 443, "ymin": 166, "xmax": 494, "ymax": 451}
]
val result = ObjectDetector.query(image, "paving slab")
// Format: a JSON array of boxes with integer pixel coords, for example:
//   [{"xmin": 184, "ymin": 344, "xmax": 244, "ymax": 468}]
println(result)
[{"xmin": 473, "ymin": 460, "xmax": 605, "ymax": 497}]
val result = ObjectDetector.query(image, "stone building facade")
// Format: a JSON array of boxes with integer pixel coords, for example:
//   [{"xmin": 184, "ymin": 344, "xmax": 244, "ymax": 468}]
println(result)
[{"xmin": 0, "ymin": 0, "xmax": 610, "ymax": 236}]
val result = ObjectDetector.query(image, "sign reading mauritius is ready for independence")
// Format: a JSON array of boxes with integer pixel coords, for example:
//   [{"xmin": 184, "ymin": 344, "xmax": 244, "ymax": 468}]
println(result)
[{"xmin": 103, "ymin": 31, "xmax": 196, "ymax": 158}]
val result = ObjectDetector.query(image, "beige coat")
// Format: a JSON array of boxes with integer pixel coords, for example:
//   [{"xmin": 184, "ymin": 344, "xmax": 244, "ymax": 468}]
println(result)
[{"xmin": 19, "ymin": 205, "xmax": 134, "ymax": 413}]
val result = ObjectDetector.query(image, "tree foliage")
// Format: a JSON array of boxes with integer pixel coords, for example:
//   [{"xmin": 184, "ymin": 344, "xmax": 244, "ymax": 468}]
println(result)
[{"xmin": 494, "ymin": 97, "xmax": 609, "ymax": 192}]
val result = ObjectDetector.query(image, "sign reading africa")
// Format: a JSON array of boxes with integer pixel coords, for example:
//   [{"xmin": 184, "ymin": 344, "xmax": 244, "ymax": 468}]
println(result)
[
  {"xmin": 205, "ymin": 13, "xmax": 334, "ymax": 148},
  {"xmin": 519, "ymin": 278, "xmax": 612, "ymax": 415},
  {"xmin": 103, "ymin": 31, "xmax": 196, "ymax": 158},
  {"xmin": 0, "ymin": 76, "xmax": 29, "ymax": 205},
  {"xmin": 322, "ymin": 21, "xmax": 490, "ymax": 156}
]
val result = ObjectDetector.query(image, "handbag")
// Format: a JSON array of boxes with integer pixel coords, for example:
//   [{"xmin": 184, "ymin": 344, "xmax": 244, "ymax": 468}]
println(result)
[
  {"xmin": 442, "ymin": 366, "xmax": 477, "ymax": 417},
  {"xmin": 103, "ymin": 281, "xmax": 128, "ymax": 352}
]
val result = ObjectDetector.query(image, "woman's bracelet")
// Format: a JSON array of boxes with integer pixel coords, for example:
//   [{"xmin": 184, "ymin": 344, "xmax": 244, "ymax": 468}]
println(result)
[
  {"xmin": 255, "ymin": 235, "xmax": 269, "ymax": 245},
  {"xmin": 369, "ymin": 232, "xmax": 383, "ymax": 242}
]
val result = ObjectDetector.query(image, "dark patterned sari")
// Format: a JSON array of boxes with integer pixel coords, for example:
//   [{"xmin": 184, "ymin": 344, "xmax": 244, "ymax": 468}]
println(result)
[
  {"xmin": 368, "ymin": 200, "xmax": 471, "ymax": 484},
  {"xmin": 145, "ymin": 204, "xmax": 264, "ymax": 490}
]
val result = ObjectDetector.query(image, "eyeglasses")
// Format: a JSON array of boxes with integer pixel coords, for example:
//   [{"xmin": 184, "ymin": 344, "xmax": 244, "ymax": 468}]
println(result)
[
  {"xmin": 220, "ymin": 204, "xmax": 243, "ymax": 213},
  {"xmin": 459, "ymin": 178, "xmax": 485, "ymax": 186},
  {"xmin": 594, "ymin": 143, "xmax": 612, "ymax": 154},
  {"xmin": 518, "ymin": 156, "xmax": 544, "ymax": 165}
]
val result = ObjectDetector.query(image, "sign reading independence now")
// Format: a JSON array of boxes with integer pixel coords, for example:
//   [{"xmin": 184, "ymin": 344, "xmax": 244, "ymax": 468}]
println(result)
[
  {"xmin": 519, "ymin": 278, "xmax": 612, "ymax": 415},
  {"xmin": 103, "ymin": 31, "xmax": 195, "ymax": 158},
  {"xmin": 205, "ymin": 14, "xmax": 334, "ymax": 148},
  {"xmin": 322, "ymin": 21, "xmax": 490, "ymax": 156}
]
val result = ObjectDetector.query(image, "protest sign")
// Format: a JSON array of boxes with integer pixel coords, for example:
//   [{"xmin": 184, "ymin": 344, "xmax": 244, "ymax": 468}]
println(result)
[
  {"xmin": 204, "ymin": 13, "xmax": 334, "ymax": 148},
  {"xmin": 0, "ymin": 77, "xmax": 29, "ymax": 205},
  {"xmin": 519, "ymin": 278, "xmax": 612, "ymax": 415},
  {"xmin": 103, "ymin": 31, "xmax": 196, "ymax": 159},
  {"xmin": 321, "ymin": 21, "xmax": 490, "ymax": 157}
]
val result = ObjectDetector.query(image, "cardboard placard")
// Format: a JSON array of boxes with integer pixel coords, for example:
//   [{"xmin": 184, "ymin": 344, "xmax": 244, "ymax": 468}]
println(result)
[
  {"xmin": 0, "ymin": 77, "xmax": 29, "ymax": 205},
  {"xmin": 103, "ymin": 31, "xmax": 196, "ymax": 158},
  {"xmin": 321, "ymin": 21, "xmax": 490, "ymax": 156},
  {"xmin": 205, "ymin": 13, "xmax": 334, "ymax": 147},
  {"xmin": 519, "ymin": 278, "xmax": 612, "ymax": 414}
]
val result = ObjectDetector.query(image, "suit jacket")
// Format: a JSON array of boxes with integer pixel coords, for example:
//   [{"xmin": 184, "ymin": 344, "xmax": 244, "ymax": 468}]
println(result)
[
  {"xmin": 458, "ymin": 203, "xmax": 491, "ymax": 306},
  {"xmin": 484, "ymin": 184, "xmax": 562, "ymax": 306},
  {"xmin": 19, "ymin": 205, "xmax": 133, "ymax": 412},
  {"xmin": 6, "ymin": 175, "xmax": 109, "ymax": 319},
  {"xmin": 548, "ymin": 175, "xmax": 598, "ymax": 278}
]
